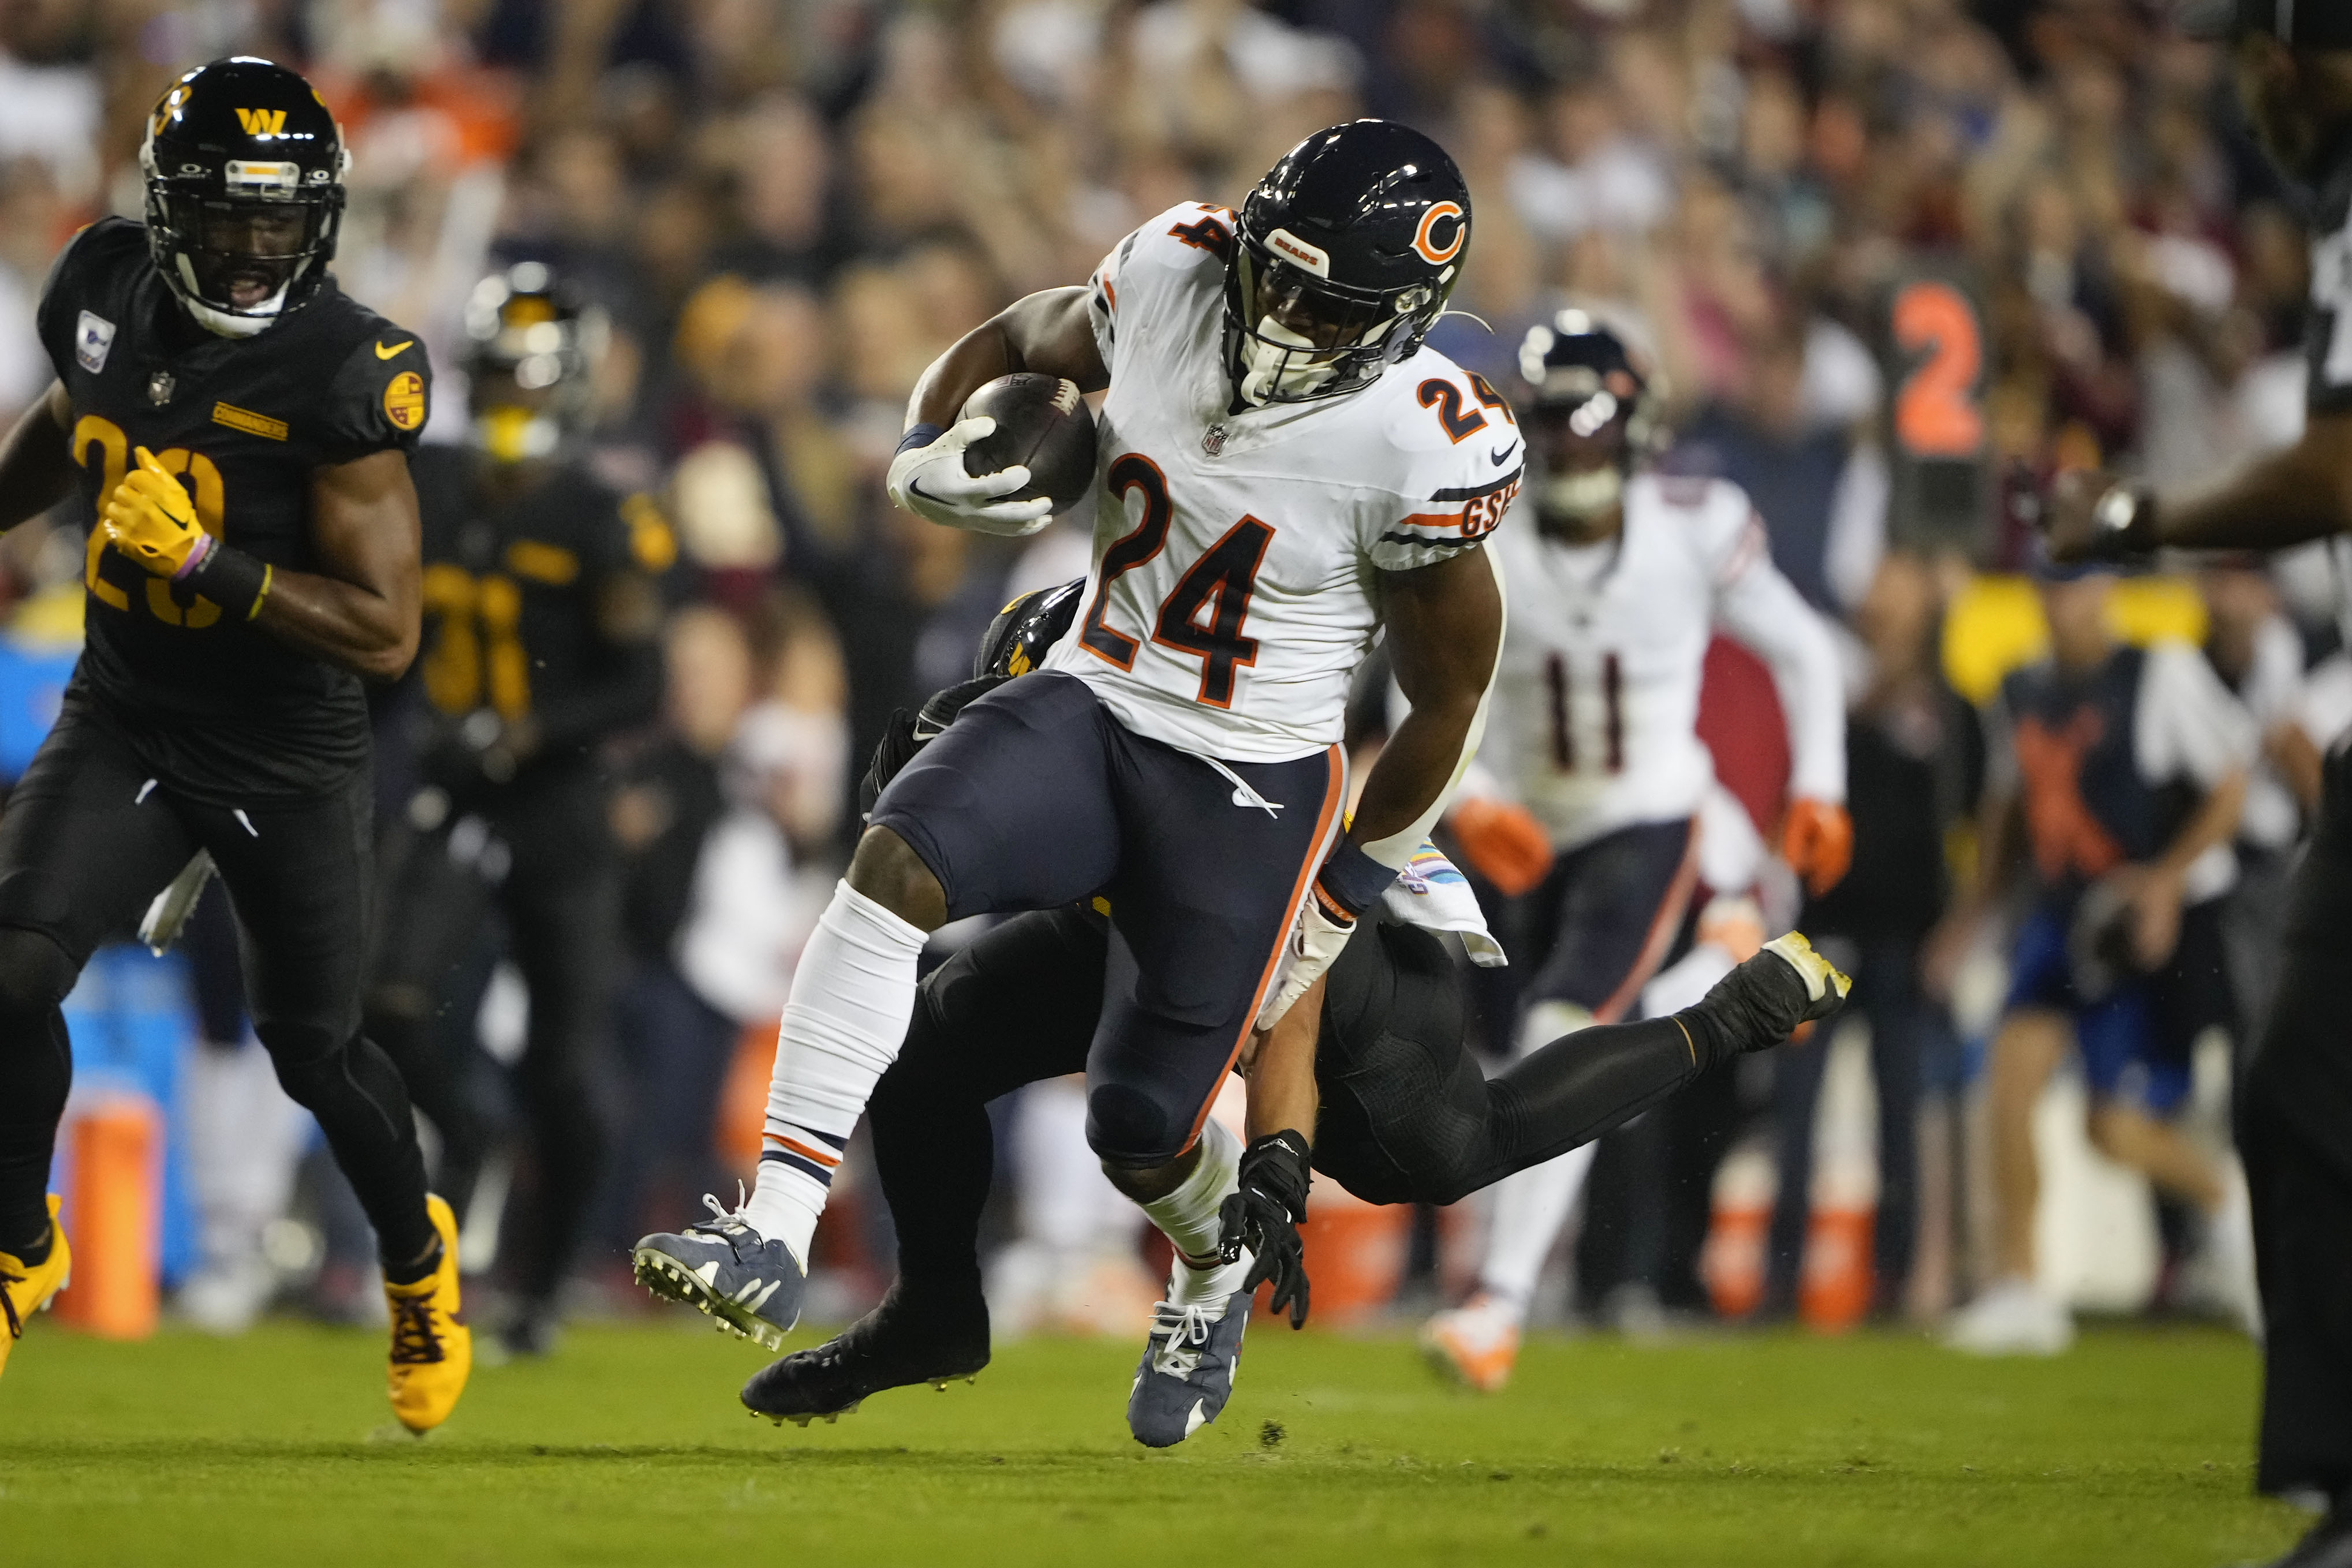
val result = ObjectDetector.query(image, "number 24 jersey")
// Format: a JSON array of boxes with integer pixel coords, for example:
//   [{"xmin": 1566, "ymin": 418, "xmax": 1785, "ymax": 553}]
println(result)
[{"xmin": 1038, "ymin": 203, "xmax": 1519, "ymax": 764}]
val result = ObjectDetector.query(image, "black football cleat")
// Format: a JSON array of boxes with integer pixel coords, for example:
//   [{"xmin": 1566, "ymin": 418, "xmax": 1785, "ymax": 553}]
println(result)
[
  {"xmin": 1697, "ymin": 931, "xmax": 1851, "ymax": 1053},
  {"xmin": 741, "ymin": 1282, "xmax": 990, "ymax": 1427}
]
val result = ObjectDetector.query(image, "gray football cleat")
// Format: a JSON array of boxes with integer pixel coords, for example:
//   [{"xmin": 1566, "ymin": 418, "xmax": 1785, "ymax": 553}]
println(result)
[
  {"xmin": 632, "ymin": 1195, "xmax": 804, "ymax": 1351},
  {"xmin": 1127, "ymin": 1290, "xmax": 1251, "ymax": 1448}
]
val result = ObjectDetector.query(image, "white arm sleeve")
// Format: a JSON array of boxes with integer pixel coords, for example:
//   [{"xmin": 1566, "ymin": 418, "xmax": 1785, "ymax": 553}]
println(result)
[
  {"xmin": 2133, "ymin": 641, "xmax": 2257, "ymax": 789},
  {"xmin": 1708, "ymin": 513, "xmax": 1849, "ymax": 803},
  {"xmin": 1823, "ymin": 443, "xmax": 1889, "ymax": 614}
]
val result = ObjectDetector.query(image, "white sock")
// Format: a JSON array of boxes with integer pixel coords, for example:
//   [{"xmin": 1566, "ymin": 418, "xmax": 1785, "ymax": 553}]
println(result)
[
  {"xmin": 742, "ymin": 881, "xmax": 929, "ymax": 1264},
  {"xmin": 1139, "ymin": 1118, "xmax": 1250, "ymax": 1306},
  {"xmin": 1474, "ymin": 1002, "xmax": 1601, "ymax": 1323}
]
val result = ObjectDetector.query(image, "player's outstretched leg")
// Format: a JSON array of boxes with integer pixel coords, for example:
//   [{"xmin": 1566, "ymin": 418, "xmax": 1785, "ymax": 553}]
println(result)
[
  {"xmin": 633, "ymin": 1193, "xmax": 805, "ymax": 1352},
  {"xmin": 740, "ymin": 1279, "xmax": 990, "ymax": 1426},
  {"xmin": 384, "ymin": 1193, "xmax": 472, "ymax": 1433},
  {"xmin": 0, "ymin": 1195, "xmax": 71, "ymax": 1381}
]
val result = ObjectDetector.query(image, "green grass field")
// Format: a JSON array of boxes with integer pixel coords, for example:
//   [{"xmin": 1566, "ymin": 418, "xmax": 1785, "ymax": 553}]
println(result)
[{"xmin": 0, "ymin": 1315, "xmax": 2306, "ymax": 1567}]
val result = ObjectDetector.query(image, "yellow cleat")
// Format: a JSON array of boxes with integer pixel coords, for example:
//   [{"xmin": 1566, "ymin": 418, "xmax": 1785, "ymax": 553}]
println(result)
[
  {"xmin": 384, "ymin": 1193, "xmax": 471, "ymax": 1433},
  {"xmin": 0, "ymin": 1195, "xmax": 71, "ymax": 1382}
]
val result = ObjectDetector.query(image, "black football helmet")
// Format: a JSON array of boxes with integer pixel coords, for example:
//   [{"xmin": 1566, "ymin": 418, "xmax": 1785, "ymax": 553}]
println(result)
[
  {"xmin": 1225, "ymin": 121, "xmax": 1470, "ymax": 408},
  {"xmin": 461, "ymin": 262, "xmax": 608, "ymax": 463},
  {"xmin": 141, "ymin": 57, "xmax": 348, "ymax": 337},
  {"xmin": 1516, "ymin": 308, "xmax": 1662, "ymax": 529},
  {"xmin": 973, "ymin": 578, "xmax": 1083, "ymax": 680}
]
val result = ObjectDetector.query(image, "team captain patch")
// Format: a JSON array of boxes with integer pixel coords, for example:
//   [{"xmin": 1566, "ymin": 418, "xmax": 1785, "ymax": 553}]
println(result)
[
  {"xmin": 382, "ymin": 370, "xmax": 426, "ymax": 431},
  {"xmin": 75, "ymin": 310, "xmax": 115, "ymax": 373},
  {"xmin": 212, "ymin": 401, "xmax": 288, "ymax": 441}
]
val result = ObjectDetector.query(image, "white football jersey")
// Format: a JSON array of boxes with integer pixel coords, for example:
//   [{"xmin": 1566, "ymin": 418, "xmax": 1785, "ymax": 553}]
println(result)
[
  {"xmin": 1038, "ymin": 202, "xmax": 1519, "ymax": 764},
  {"xmin": 1482, "ymin": 473, "xmax": 1845, "ymax": 850}
]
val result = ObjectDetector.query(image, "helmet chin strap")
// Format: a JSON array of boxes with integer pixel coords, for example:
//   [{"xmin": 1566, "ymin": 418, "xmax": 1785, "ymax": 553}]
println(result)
[{"xmin": 174, "ymin": 254, "xmax": 289, "ymax": 338}]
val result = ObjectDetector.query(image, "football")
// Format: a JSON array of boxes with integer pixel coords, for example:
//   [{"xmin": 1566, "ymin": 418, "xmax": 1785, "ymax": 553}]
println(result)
[{"xmin": 958, "ymin": 372, "xmax": 1097, "ymax": 514}]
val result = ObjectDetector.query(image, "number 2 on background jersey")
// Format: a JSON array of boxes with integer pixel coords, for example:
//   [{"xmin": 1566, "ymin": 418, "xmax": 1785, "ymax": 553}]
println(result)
[
  {"xmin": 1545, "ymin": 650, "xmax": 1623, "ymax": 773},
  {"xmin": 1079, "ymin": 455, "xmax": 1273, "ymax": 707},
  {"xmin": 1892, "ymin": 280, "xmax": 1985, "ymax": 459}
]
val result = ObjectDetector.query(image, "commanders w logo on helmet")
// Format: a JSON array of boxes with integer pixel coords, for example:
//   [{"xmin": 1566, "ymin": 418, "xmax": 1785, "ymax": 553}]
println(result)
[{"xmin": 140, "ymin": 57, "xmax": 349, "ymax": 339}]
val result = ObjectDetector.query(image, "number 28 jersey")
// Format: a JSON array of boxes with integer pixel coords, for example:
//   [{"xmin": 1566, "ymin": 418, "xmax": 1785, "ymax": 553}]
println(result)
[
  {"xmin": 36, "ymin": 216, "xmax": 430, "ymax": 801},
  {"xmin": 1038, "ymin": 203, "xmax": 1519, "ymax": 764}
]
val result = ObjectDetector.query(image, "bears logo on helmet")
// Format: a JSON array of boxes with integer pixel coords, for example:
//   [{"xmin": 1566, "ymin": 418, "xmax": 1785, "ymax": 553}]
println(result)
[{"xmin": 1224, "ymin": 121, "xmax": 1472, "ymax": 408}]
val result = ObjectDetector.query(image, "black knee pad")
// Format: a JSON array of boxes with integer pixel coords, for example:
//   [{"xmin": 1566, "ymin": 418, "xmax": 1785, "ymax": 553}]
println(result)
[
  {"xmin": 1086, "ymin": 1082, "xmax": 1181, "ymax": 1169},
  {"xmin": 0, "ymin": 926, "xmax": 80, "ymax": 1017}
]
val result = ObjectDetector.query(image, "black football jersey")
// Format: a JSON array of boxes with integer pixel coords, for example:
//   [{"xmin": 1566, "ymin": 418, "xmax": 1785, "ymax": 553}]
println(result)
[
  {"xmin": 37, "ymin": 216, "xmax": 430, "ymax": 801},
  {"xmin": 406, "ymin": 445, "xmax": 672, "ymax": 771}
]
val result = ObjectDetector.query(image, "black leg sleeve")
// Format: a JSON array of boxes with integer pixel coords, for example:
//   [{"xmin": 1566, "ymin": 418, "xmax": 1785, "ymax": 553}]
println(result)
[
  {"xmin": 503, "ymin": 855, "xmax": 619, "ymax": 1303},
  {"xmin": 1308, "ymin": 922, "xmax": 1702, "ymax": 1207},
  {"xmin": 2247, "ymin": 1083, "xmax": 2352, "ymax": 1500},
  {"xmin": 1466, "ymin": 1017, "xmax": 1701, "ymax": 1197},
  {"xmin": 270, "ymin": 1031, "xmax": 436, "ymax": 1266},
  {"xmin": 870, "ymin": 908, "xmax": 1106, "ymax": 1300},
  {"xmin": 0, "ymin": 930, "xmax": 81, "ymax": 1251}
]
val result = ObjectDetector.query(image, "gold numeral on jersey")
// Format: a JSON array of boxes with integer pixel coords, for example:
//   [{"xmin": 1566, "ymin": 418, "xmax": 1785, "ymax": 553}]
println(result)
[
  {"xmin": 420, "ymin": 565, "xmax": 530, "ymax": 721},
  {"xmin": 73, "ymin": 414, "xmax": 130, "ymax": 612},
  {"xmin": 420, "ymin": 564, "xmax": 479, "ymax": 713},
  {"xmin": 73, "ymin": 415, "xmax": 227, "ymax": 626},
  {"xmin": 140, "ymin": 449, "xmax": 225, "ymax": 627}
]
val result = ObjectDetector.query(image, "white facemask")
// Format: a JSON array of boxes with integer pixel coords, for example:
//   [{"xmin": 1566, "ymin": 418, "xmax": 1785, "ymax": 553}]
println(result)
[
  {"xmin": 1237, "ymin": 315, "xmax": 1338, "ymax": 406},
  {"xmin": 1540, "ymin": 466, "xmax": 1623, "ymax": 525}
]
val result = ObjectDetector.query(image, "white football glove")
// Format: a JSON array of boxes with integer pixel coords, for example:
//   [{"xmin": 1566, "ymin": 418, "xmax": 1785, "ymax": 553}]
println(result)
[
  {"xmin": 1255, "ymin": 893, "xmax": 1357, "ymax": 1031},
  {"xmin": 886, "ymin": 417, "xmax": 1055, "ymax": 538}
]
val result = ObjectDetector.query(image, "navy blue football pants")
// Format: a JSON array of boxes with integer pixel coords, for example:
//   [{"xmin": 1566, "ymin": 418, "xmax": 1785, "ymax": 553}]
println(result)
[{"xmin": 870, "ymin": 671, "xmax": 1343, "ymax": 1167}]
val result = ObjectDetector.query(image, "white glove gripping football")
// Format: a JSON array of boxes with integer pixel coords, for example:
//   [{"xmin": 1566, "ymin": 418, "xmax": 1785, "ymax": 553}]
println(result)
[
  {"xmin": 1256, "ymin": 888, "xmax": 1357, "ymax": 1031},
  {"xmin": 886, "ymin": 417, "xmax": 1055, "ymax": 538}
]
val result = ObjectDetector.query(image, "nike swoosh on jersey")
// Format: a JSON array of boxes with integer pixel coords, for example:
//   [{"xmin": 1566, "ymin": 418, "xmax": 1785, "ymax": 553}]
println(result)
[
  {"xmin": 374, "ymin": 340, "xmax": 415, "ymax": 360},
  {"xmin": 1489, "ymin": 444, "xmax": 1517, "ymax": 466}
]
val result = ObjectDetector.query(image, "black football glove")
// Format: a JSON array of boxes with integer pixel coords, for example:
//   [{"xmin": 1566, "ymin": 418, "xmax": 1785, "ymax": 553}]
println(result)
[
  {"xmin": 857, "ymin": 674, "xmax": 1007, "ymax": 821},
  {"xmin": 1217, "ymin": 1129, "xmax": 1313, "ymax": 1329}
]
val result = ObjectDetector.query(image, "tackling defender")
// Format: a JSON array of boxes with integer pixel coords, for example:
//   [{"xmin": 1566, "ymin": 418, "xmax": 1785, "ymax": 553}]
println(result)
[
  {"xmin": 1421, "ymin": 313, "xmax": 1848, "ymax": 1389},
  {"xmin": 727, "ymin": 588, "xmax": 1850, "ymax": 1436},
  {"xmin": 636, "ymin": 121, "xmax": 1509, "ymax": 1442},
  {"xmin": 0, "ymin": 59, "xmax": 467, "ymax": 1427}
]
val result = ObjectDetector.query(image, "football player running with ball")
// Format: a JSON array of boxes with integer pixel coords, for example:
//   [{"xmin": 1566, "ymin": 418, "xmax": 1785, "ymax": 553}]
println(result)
[
  {"xmin": 635, "ymin": 121, "xmax": 1510, "ymax": 1443},
  {"xmin": 1421, "ymin": 312, "xmax": 1848, "ymax": 1391},
  {"xmin": 0, "ymin": 59, "xmax": 468, "ymax": 1429}
]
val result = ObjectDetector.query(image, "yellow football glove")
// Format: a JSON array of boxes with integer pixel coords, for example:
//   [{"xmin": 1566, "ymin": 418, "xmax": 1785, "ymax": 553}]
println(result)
[{"xmin": 102, "ymin": 447, "xmax": 215, "ymax": 580}]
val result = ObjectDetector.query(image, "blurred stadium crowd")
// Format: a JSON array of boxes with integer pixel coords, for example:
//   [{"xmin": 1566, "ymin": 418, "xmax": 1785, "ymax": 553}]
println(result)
[{"xmin": 0, "ymin": 0, "xmax": 2340, "ymax": 1351}]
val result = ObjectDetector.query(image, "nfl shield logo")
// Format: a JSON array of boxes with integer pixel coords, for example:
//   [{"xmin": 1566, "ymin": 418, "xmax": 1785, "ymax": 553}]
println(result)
[
  {"xmin": 74, "ymin": 310, "xmax": 114, "ymax": 374},
  {"xmin": 148, "ymin": 370, "xmax": 174, "ymax": 406},
  {"xmin": 1201, "ymin": 423, "xmax": 1227, "ymax": 457}
]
